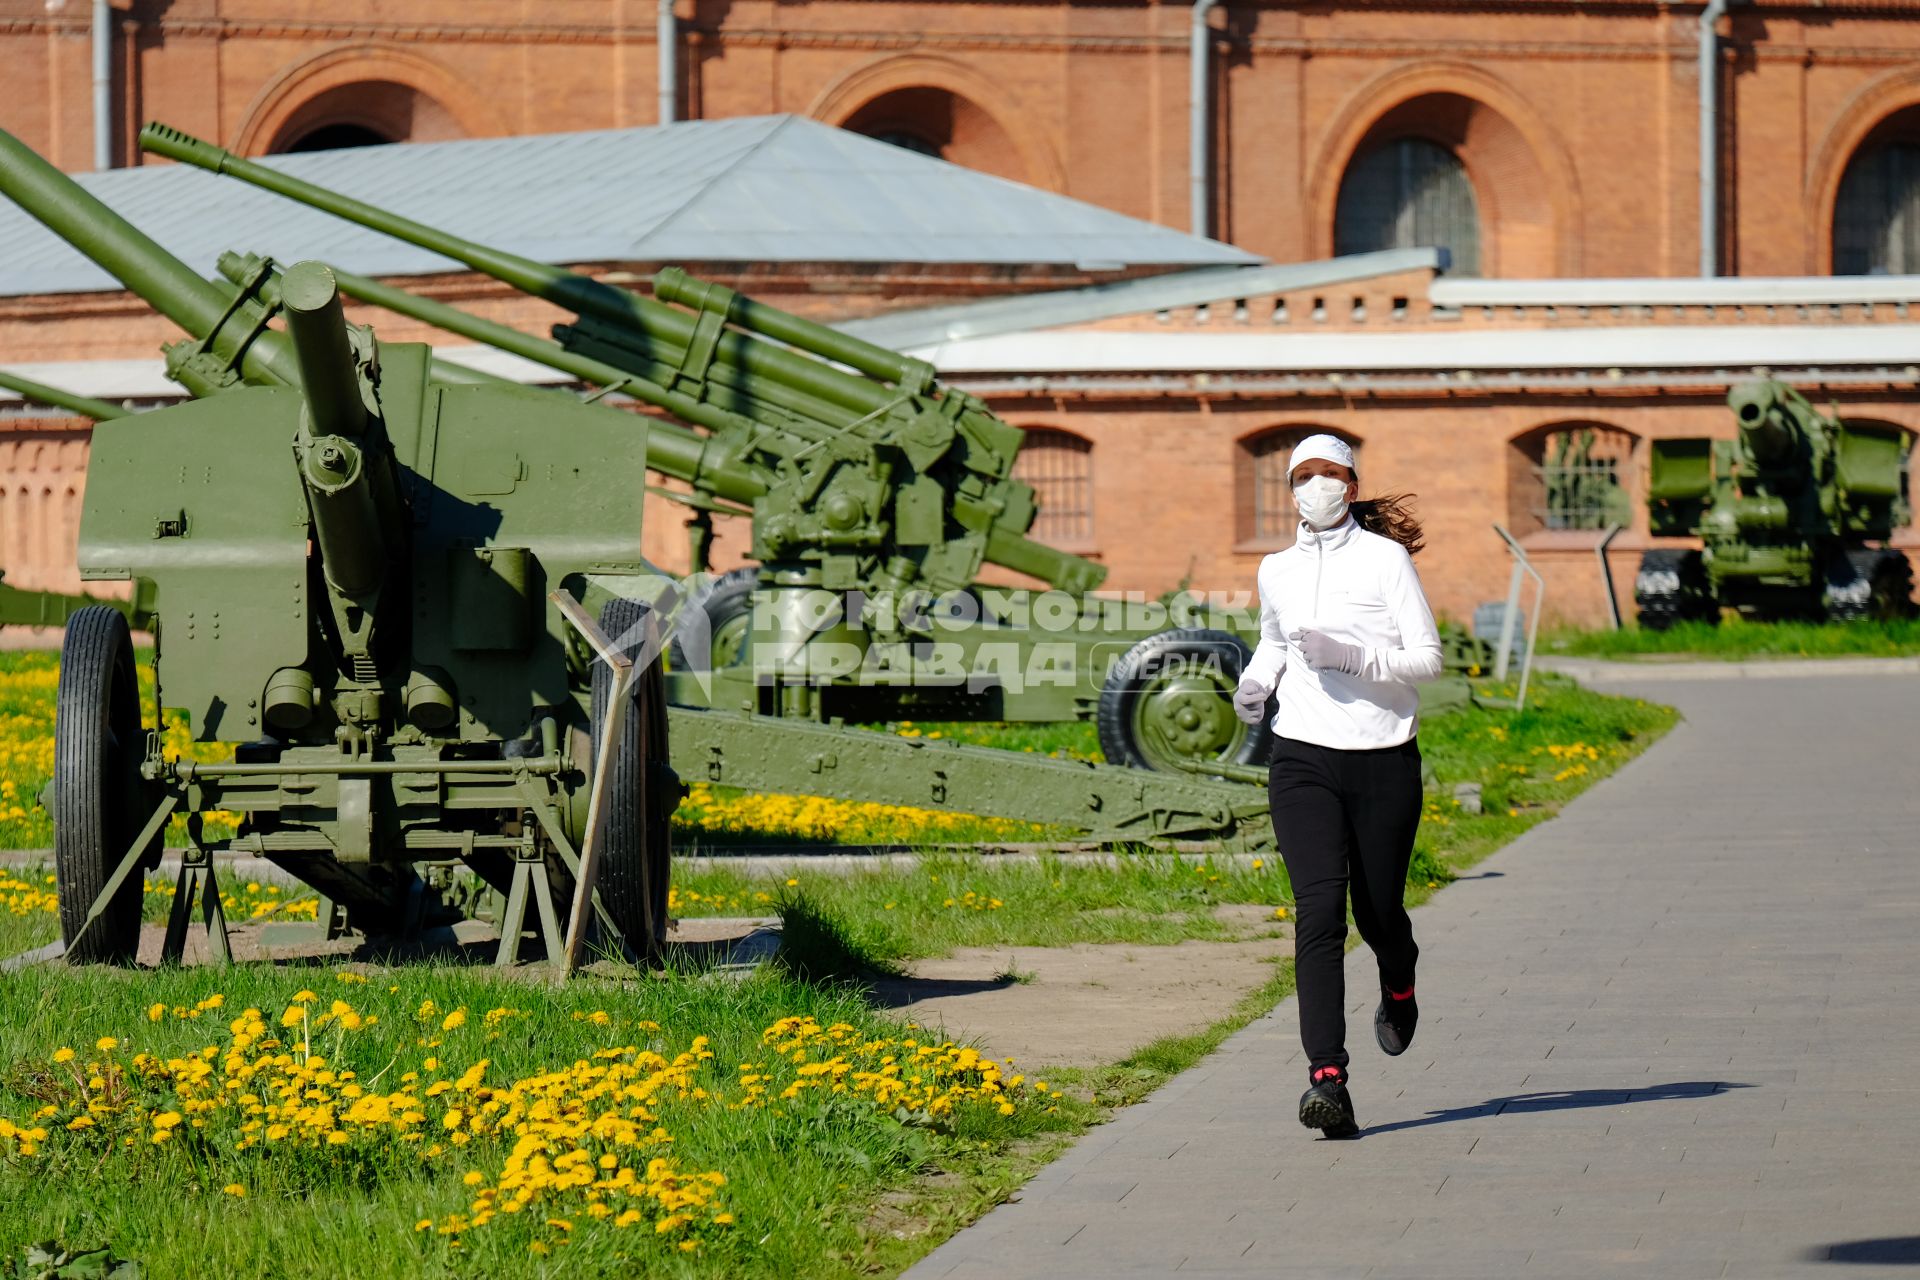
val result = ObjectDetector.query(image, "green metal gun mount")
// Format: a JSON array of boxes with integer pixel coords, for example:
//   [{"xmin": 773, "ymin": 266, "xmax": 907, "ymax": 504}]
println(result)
[
  {"xmin": 1, "ymin": 128, "xmax": 1287, "ymax": 972},
  {"xmin": 146, "ymin": 123, "xmax": 1485, "ymax": 776},
  {"xmin": 0, "ymin": 373, "xmax": 156, "ymax": 631},
  {"xmin": 1637, "ymin": 379, "xmax": 1915, "ymax": 626}
]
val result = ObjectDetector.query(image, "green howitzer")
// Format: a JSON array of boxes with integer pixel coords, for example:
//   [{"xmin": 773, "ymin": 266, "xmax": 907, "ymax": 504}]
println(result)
[
  {"xmin": 143, "ymin": 123, "xmax": 1102, "ymax": 601},
  {"xmin": 1636, "ymin": 378, "xmax": 1915, "ymax": 626},
  {"xmin": 0, "ymin": 126, "xmax": 680, "ymax": 969}
]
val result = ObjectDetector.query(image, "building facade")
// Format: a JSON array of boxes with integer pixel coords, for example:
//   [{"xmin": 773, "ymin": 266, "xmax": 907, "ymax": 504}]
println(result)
[
  {"xmin": 1, "ymin": 0, "xmax": 1918, "ymax": 628},
  {"xmin": 10, "ymin": 0, "xmax": 1920, "ymax": 275}
]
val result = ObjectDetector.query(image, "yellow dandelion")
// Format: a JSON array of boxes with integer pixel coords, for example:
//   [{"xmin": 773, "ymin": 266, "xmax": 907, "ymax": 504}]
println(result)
[{"xmin": 221, "ymin": 1183, "xmax": 246, "ymax": 1198}]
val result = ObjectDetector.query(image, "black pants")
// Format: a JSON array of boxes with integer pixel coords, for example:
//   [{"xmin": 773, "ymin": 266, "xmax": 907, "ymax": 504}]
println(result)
[{"xmin": 1268, "ymin": 736, "xmax": 1424, "ymax": 1075}]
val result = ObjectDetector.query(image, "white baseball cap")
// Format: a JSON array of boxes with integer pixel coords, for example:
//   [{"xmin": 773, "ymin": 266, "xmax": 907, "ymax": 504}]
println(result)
[{"xmin": 1287, "ymin": 433, "xmax": 1356, "ymax": 481}]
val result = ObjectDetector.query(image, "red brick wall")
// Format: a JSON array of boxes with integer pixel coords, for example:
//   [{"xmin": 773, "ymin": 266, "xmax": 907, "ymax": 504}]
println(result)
[{"xmin": 9, "ymin": 2, "xmax": 1920, "ymax": 274}]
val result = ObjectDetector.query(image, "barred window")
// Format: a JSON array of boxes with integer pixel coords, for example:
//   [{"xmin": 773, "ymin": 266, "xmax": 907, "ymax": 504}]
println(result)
[
  {"xmin": 1834, "ymin": 143, "xmax": 1920, "ymax": 276},
  {"xmin": 1520, "ymin": 425, "xmax": 1634, "ymax": 533},
  {"xmin": 1241, "ymin": 428, "xmax": 1361, "ymax": 545},
  {"xmin": 1014, "ymin": 428, "xmax": 1094, "ymax": 544},
  {"xmin": 869, "ymin": 130, "xmax": 943, "ymax": 159},
  {"xmin": 1335, "ymin": 138, "xmax": 1481, "ymax": 277}
]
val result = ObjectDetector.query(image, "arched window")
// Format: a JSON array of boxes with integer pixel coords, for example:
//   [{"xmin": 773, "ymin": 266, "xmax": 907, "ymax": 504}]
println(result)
[
  {"xmin": 1335, "ymin": 138, "xmax": 1481, "ymax": 276},
  {"xmin": 1834, "ymin": 142, "xmax": 1920, "ymax": 275},
  {"xmin": 1238, "ymin": 427, "xmax": 1362, "ymax": 547},
  {"xmin": 840, "ymin": 86, "xmax": 1029, "ymax": 183},
  {"xmin": 1013, "ymin": 428, "xmax": 1094, "ymax": 545},
  {"xmin": 1510, "ymin": 424, "xmax": 1636, "ymax": 535},
  {"xmin": 869, "ymin": 130, "xmax": 943, "ymax": 159},
  {"xmin": 284, "ymin": 123, "xmax": 395, "ymax": 153}
]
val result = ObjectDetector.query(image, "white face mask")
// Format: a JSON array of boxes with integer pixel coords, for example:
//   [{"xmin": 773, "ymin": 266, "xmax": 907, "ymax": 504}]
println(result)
[{"xmin": 1293, "ymin": 474, "xmax": 1351, "ymax": 530}]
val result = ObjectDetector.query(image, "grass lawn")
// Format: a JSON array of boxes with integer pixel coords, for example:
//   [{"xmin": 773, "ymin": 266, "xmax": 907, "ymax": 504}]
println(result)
[
  {"xmin": 1546, "ymin": 617, "xmax": 1920, "ymax": 660},
  {"xmin": 0, "ymin": 664, "xmax": 1676, "ymax": 1278}
]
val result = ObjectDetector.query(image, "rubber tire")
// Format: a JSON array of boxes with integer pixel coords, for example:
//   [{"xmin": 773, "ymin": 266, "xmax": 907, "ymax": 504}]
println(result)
[
  {"xmin": 53, "ymin": 606, "xmax": 152, "ymax": 965},
  {"xmin": 591, "ymin": 599, "xmax": 674, "ymax": 962},
  {"xmin": 1097, "ymin": 628, "xmax": 1273, "ymax": 773},
  {"xmin": 667, "ymin": 567, "xmax": 758, "ymax": 673},
  {"xmin": 1634, "ymin": 549, "xmax": 1715, "ymax": 631}
]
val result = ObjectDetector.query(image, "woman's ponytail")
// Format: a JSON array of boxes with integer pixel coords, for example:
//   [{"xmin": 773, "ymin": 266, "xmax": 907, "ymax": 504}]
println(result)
[{"xmin": 1350, "ymin": 493, "xmax": 1425, "ymax": 556}]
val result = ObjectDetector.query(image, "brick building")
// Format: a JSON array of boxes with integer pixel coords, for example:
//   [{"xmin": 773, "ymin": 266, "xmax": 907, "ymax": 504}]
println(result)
[{"xmin": 1, "ymin": 0, "xmax": 1918, "ymax": 626}]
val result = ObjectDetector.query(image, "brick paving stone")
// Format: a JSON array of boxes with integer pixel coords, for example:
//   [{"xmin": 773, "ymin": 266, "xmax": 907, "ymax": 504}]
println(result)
[{"xmin": 903, "ymin": 674, "xmax": 1920, "ymax": 1279}]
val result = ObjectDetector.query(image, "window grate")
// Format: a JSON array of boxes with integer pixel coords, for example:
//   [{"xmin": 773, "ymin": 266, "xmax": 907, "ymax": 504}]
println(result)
[
  {"xmin": 1014, "ymin": 428, "xmax": 1094, "ymax": 544},
  {"xmin": 1835, "ymin": 143, "xmax": 1920, "ymax": 276}
]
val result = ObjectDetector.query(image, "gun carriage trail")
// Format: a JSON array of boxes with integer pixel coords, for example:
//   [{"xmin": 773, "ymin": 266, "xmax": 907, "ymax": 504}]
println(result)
[{"xmin": 906, "ymin": 668, "xmax": 1920, "ymax": 1280}]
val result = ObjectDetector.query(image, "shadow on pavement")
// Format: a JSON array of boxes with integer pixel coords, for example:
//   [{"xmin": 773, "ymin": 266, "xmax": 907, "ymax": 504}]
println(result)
[
  {"xmin": 1362, "ymin": 1081, "xmax": 1753, "ymax": 1136},
  {"xmin": 1812, "ymin": 1237, "xmax": 1920, "ymax": 1265}
]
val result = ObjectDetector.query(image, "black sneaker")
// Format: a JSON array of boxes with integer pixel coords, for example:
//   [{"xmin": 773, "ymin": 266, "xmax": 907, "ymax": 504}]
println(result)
[
  {"xmin": 1298, "ymin": 1068, "xmax": 1359, "ymax": 1138},
  {"xmin": 1375, "ymin": 986, "xmax": 1418, "ymax": 1056}
]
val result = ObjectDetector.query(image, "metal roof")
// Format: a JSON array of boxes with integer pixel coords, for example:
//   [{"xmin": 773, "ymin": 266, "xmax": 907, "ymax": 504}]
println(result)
[
  {"xmin": 838, "ymin": 249, "xmax": 1442, "ymax": 349},
  {"xmin": 0, "ymin": 115, "xmax": 1258, "ymax": 298},
  {"xmin": 902, "ymin": 325, "xmax": 1920, "ymax": 375}
]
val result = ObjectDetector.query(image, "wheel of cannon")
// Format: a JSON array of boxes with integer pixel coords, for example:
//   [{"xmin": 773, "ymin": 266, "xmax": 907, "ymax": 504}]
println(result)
[
  {"xmin": 1826, "ymin": 548, "xmax": 1917, "ymax": 622},
  {"xmin": 53, "ymin": 606, "xmax": 152, "ymax": 965},
  {"xmin": 1097, "ymin": 628, "xmax": 1272, "ymax": 774},
  {"xmin": 592, "ymin": 598, "xmax": 673, "ymax": 962},
  {"xmin": 667, "ymin": 567, "xmax": 757, "ymax": 673},
  {"xmin": 1634, "ymin": 549, "xmax": 1716, "ymax": 631}
]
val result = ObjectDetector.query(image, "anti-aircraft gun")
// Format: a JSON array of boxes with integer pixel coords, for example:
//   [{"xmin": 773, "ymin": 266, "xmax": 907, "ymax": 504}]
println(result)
[
  {"xmin": 1636, "ymin": 378, "xmax": 1915, "ymax": 626},
  {"xmin": 141, "ymin": 124, "xmax": 1486, "ymax": 774},
  {"xmin": 0, "ymin": 130, "xmax": 678, "ymax": 968}
]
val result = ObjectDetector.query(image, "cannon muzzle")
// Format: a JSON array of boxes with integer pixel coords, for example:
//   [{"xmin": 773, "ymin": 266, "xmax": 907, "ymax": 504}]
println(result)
[
  {"xmin": 281, "ymin": 262, "xmax": 369, "ymax": 439},
  {"xmin": 0, "ymin": 129, "xmax": 301, "ymax": 389},
  {"xmin": 1728, "ymin": 379, "xmax": 1799, "ymax": 468},
  {"xmin": 0, "ymin": 370, "xmax": 129, "ymax": 421}
]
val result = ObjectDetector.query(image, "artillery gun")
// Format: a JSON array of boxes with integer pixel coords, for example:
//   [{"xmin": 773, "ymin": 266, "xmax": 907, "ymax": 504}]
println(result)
[
  {"xmin": 2, "ymin": 128, "xmax": 1290, "ymax": 974},
  {"xmin": 0, "ymin": 130, "xmax": 679, "ymax": 969},
  {"xmin": 145, "ymin": 124, "xmax": 1485, "ymax": 773},
  {"xmin": 1637, "ymin": 379, "xmax": 1914, "ymax": 626}
]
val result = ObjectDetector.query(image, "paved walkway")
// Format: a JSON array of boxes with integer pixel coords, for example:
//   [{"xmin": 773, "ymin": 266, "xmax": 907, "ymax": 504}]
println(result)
[{"xmin": 907, "ymin": 672, "xmax": 1920, "ymax": 1279}]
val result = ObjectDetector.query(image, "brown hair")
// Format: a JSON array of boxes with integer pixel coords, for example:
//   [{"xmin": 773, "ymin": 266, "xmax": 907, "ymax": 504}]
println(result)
[{"xmin": 1351, "ymin": 492, "xmax": 1425, "ymax": 556}]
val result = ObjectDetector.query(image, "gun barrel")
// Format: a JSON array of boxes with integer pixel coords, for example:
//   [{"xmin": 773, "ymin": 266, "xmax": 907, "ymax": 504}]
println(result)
[
  {"xmin": 1728, "ymin": 379, "xmax": 1797, "ymax": 467},
  {"xmin": 0, "ymin": 369, "xmax": 130, "ymax": 421},
  {"xmin": 280, "ymin": 262, "xmax": 368, "ymax": 439},
  {"xmin": 303, "ymin": 260, "xmax": 769, "ymax": 507},
  {"xmin": 140, "ymin": 123, "xmax": 910, "ymax": 417},
  {"xmin": 0, "ymin": 130, "xmax": 300, "ymax": 388}
]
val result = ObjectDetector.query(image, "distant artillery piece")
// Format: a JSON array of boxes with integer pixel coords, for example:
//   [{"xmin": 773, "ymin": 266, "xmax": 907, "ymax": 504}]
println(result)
[{"xmin": 1637, "ymin": 379, "xmax": 1915, "ymax": 627}]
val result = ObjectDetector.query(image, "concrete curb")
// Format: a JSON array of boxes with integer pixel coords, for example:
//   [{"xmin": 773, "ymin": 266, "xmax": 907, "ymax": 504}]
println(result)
[{"xmin": 1541, "ymin": 654, "xmax": 1920, "ymax": 682}]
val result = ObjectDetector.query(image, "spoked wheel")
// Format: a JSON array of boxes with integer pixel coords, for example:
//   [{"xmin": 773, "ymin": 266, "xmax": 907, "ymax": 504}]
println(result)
[
  {"xmin": 667, "ymin": 567, "xmax": 757, "ymax": 673},
  {"xmin": 53, "ymin": 606, "xmax": 154, "ymax": 964},
  {"xmin": 1097, "ymin": 628, "xmax": 1272, "ymax": 774},
  {"xmin": 1634, "ymin": 549, "xmax": 1717, "ymax": 631},
  {"xmin": 591, "ymin": 599, "xmax": 675, "ymax": 962},
  {"xmin": 1826, "ymin": 548, "xmax": 1916, "ymax": 622}
]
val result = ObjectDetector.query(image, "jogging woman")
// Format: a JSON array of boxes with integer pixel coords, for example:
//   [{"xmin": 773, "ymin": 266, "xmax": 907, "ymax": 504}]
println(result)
[{"xmin": 1232, "ymin": 434, "xmax": 1442, "ymax": 1139}]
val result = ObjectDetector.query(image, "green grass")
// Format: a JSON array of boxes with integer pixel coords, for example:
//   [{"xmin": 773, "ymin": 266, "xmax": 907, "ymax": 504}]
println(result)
[
  {"xmin": 0, "ymin": 962, "xmax": 1089, "ymax": 1280},
  {"xmin": 1547, "ymin": 617, "xmax": 1920, "ymax": 660},
  {"xmin": 0, "ymin": 674, "xmax": 1678, "ymax": 1278}
]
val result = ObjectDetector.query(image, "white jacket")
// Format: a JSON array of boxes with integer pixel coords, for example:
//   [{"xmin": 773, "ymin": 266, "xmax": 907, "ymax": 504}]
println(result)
[{"xmin": 1242, "ymin": 516, "xmax": 1444, "ymax": 750}]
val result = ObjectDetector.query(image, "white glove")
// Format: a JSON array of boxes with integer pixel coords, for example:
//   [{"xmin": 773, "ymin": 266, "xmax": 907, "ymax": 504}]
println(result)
[
  {"xmin": 1232, "ymin": 679, "xmax": 1270, "ymax": 726},
  {"xmin": 1293, "ymin": 629, "xmax": 1362, "ymax": 676}
]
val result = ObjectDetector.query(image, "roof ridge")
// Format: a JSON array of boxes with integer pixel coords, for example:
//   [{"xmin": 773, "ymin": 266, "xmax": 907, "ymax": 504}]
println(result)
[{"xmin": 635, "ymin": 115, "xmax": 794, "ymax": 253}]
